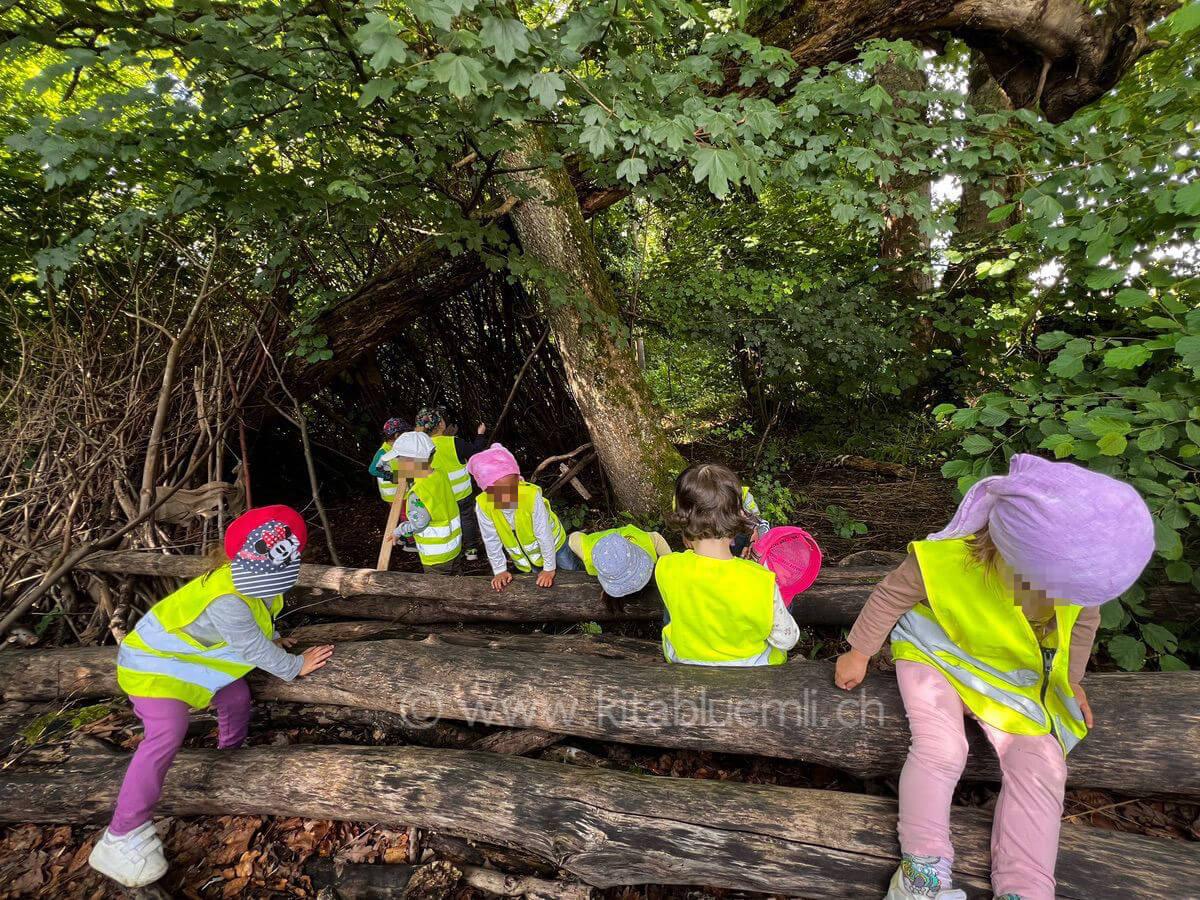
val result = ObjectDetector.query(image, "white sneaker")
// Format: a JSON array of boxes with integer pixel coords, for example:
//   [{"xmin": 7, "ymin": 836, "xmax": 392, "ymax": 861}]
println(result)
[
  {"xmin": 465, "ymin": 548, "xmax": 478, "ymax": 562},
  {"xmin": 402, "ymin": 543, "xmax": 419, "ymax": 554},
  {"xmin": 88, "ymin": 822, "xmax": 168, "ymax": 887},
  {"xmin": 885, "ymin": 866, "xmax": 967, "ymax": 900}
]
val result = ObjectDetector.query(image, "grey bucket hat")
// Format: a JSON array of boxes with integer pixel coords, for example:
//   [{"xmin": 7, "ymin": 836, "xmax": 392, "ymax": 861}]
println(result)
[{"xmin": 592, "ymin": 533, "xmax": 655, "ymax": 598}]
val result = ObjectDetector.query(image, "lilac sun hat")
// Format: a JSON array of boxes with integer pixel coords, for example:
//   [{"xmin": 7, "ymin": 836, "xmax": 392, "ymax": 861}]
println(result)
[{"xmin": 928, "ymin": 453, "xmax": 1154, "ymax": 606}]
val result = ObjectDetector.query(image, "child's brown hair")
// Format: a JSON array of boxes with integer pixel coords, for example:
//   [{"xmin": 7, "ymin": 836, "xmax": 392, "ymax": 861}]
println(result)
[{"xmin": 668, "ymin": 463, "xmax": 755, "ymax": 542}]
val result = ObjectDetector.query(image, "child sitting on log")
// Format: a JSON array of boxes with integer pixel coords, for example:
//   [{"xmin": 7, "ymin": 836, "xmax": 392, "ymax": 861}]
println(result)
[
  {"xmin": 834, "ymin": 454, "xmax": 1153, "ymax": 900},
  {"xmin": 89, "ymin": 506, "xmax": 333, "ymax": 889},
  {"xmin": 466, "ymin": 442, "xmax": 577, "ymax": 592},
  {"xmin": 567, "ymin": 525, "xmax": 672, "ymax": 600},
  {"xmin": 656, "ymin": 463, "xmax": 798, "ymax": 666},
  {"xmin": 382, "ymin": 430, "xmax": 463, "ymax": 573}
]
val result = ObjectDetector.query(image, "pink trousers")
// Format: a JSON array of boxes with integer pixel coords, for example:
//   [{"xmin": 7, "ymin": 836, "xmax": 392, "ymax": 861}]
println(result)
[
  {"xmin": 109, "ymin": 679, "xmax": 252, "ymax": 836},
  {"xmin": 896, "ymin": 660, "xmax": 1067, "ymax": 900}
]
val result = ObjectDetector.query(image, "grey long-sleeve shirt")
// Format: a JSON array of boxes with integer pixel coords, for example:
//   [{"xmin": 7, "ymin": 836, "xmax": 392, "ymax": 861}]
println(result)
[{"xmin": 183, "ymin": 595, "xmax": 303, "ymax": 681}]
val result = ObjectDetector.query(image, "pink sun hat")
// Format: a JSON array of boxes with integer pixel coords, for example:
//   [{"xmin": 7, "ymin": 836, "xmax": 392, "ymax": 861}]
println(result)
[
  {"xmin": 752, "ymin": 526, "xmax": 823, "ymax": 607},
  {"xmin": 466, "ymin": 442, "xmax": 521, "ymax": 490}
]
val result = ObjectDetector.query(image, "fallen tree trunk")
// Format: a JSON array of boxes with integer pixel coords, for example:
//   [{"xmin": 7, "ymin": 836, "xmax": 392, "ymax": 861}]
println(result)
[
  {"xmin": 73, "ymin": 550, "xmax": 878, "ymax": 625},
  {"xmin": 3, "ymin": 638, "xmax": 1198, "ymax": 798},
  {"xmin": 74, "ymin": 549, "xmax": 1196, "ymax": 627},
  {"xmin": 305, "ymin": 858, "xmax": 593, "ymax": 900},
  {"xmin": 1, "ymin": 742, "xmax": 1194, "ymax": 898}
]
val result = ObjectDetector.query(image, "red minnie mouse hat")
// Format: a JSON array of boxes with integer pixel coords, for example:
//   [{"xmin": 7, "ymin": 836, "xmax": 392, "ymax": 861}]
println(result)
[{"xmin": 224, "ymin": 505, "xmax": 308, "ymax": 559}]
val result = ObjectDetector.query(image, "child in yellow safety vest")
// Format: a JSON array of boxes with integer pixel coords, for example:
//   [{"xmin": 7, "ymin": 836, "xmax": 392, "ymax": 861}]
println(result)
[
  {"xmin": 834, "ymin": 454, "xmax": 1154, "ymax": 900},
  {"xmin": 567, "ymin": 525, "xmax": 672, "ymax": 598},
  {"xmin": 369, "ymin": 417, "xmax": 418, "ymax": 554},
  {"xmin": 89, "ymin": 506, "xmax": 334, "ymax": 889},
  {"xmin": 655, "ymin": 463, "xmax": 798, "ymax": 666},
  {"xmin": 416, "ymin": 407, "xmax": 487, "ymax": 563},
  {"xmin": 382, "ymin": 430, "xmax": 463, "ymax": 572},
  {"xmin": 466, "ymin": 442, "xmax": 577, "ymax": 592}
]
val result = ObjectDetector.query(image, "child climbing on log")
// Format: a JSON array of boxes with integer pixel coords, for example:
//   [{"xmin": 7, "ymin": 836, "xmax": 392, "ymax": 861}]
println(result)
[
  {"xmin": 89, "ymin": 506, "xmax": 334, "ymax": 889},
  {"xmin": 466, "ymin": 442, "xmax": 577, "ymax": 592},
  {"xmin": 416, "ymin": 407, "xmax": 488, "ymax": 563},
  {"xmin": 381, "ymin": 430, "xmax": 464, "ymax": 572},
  {"xmin": 833, "ymin": 454, "xmax": 1154, "ymax": 900},
  {"xmin": 369, "ymin": 417, "xmax": 417, "ymax": 554},
  {"xmin": 656, "ymin": 463, "xmax": 799, "ymax": 665},
  {"xmin": 567, "ymin": 524, "xmax": 671, "ymax": 599}
]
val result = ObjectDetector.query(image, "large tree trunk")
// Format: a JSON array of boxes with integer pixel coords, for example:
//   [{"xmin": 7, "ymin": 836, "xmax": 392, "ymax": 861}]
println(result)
[
  {"xmin": 5, "ymin": 638, "xmax": 1198, "ymax": 798},
  {"xmin": 503, "ymin": 129, "xmax": 685, "ymax": 515},
  {"xmin": 74, "ymin": 550, "xmax": 1196, "ymax": 627},
  {"xmin": 295, "ymin": 0, "xmax": 1167, "ymax": 400},
  {"xmin": 3, "ymin": 742, "xmax": 1195, "ymax": 898}
]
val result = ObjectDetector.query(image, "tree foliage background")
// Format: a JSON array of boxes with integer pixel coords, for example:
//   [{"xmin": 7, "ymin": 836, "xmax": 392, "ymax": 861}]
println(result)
[{"xmin": 1, "ymin": 0, "xmax": 1198, "ymax": 668}]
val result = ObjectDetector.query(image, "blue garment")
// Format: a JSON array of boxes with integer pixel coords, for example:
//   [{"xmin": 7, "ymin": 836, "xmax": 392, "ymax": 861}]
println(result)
[{"xmin": 555, "ymin": 544, "xmax": 581, "ymax": 572}]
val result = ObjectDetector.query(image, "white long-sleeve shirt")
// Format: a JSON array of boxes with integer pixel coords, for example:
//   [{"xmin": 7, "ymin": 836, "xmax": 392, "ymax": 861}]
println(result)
[{"xmin": 476, "ymin": 500, "xmax": 558, "ymax": 575}]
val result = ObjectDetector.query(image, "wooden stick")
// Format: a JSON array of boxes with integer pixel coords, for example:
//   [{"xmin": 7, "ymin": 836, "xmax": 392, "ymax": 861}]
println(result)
[
  {"xmin": 377, "ymin": 479, "xmax": 409, "ymax": 571},
  {"xmin": 489, "ymin": 324, "xmax": 551, "ymax": 443}
]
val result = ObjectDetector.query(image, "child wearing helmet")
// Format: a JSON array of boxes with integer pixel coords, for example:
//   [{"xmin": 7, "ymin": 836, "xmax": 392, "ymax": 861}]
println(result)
[
  {"xmin": 89, "ymin": 506, "xmax": 334, "ymax": 889},
  {"xmin": 834, "ymin": 455, "xmax": 1154, "ymax": 900}
]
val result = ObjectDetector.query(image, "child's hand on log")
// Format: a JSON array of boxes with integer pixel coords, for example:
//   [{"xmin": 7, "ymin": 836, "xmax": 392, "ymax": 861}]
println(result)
[
  {"xmin": 476, "ymin": 422, "xmax": 487, "ymax": 435},
  {"xmin": 536, "ymin": 569, "xmax": 556, "ymax": 589},
  {"xmin": 491, "ymin": 571, "xmax": 513, "ymax": 592},
  {"xmin": 1071, "ymin": 682, "xmax": 1094, "ymax": 727},
  {"xmin": 274, "ymin": 636, "xmax": 298, "ymax": 649},
  {"xmin": 299, "ymin": 645, "xmax": 334, "ymax": 676},
  {"xmin": 834, "ymin": 648, "xmax": 869, "ymax": 691}
]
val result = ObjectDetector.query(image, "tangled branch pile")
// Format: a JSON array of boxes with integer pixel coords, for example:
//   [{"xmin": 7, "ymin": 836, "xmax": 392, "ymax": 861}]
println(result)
[{"xmin": 0, "ymin": 232, "xmax": 279, "ymax": 645}]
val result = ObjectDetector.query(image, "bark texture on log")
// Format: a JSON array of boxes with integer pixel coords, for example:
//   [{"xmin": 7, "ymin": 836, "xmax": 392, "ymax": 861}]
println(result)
[
  {"xmin": 2, "ymin": 743, "xmax": 1195, "ymax": 899},
  {"xmin": 75, "ymin": 551, "xmax": 1193, "ymax": 626},
  {"xmin": 3, "ymin": 638, "xmax": 1198, "ymax": 798}
]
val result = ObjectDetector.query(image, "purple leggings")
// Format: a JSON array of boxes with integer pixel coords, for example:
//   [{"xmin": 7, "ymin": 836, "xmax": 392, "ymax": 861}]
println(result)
[{"xmin": 109, "ymin": 679, "xmax": 252, "ymax": 836}]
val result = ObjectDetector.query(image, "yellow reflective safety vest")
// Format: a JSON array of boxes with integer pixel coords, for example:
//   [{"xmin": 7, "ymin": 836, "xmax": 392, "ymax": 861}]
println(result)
[
  {"xmin": 655, "ymin": 551, "xmax": 784, "ymax": 666},
  {"xmin": 431, "ymin": 435, "xmax": 472, "ymax": 501},
  {"xmin": 117, "ymin": 566, "xmax": 282, "ymax": 710},
  {"xmin": 375, "ymin": 441, "xmax": 401, "ymax": 502},
  {"xmin": 577, "ymin": 525, "xmax": 659, "ymax": 576},
  {"xmin": 891, "ymin": 537, "xmax": 1089, "ymax": 755},
  {"xmin": 409, "ymin": 469, "xmax": 462, "ymax": 566},
  {"xmin": 475, "ymin": 482, "xmax": 565, "ymax": 572}
]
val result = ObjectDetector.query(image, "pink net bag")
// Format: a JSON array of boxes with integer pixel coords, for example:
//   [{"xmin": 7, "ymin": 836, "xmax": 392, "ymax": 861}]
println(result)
[{"xmin": 751, "ymin": 526, "xmax": 823, "ymax": 608}]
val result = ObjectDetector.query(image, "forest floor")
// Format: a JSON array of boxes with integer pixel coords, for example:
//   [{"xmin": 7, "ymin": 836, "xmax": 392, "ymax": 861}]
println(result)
[{"xmin": 2, "ymin": 456, "xmax": 1197, "ymax": 899}]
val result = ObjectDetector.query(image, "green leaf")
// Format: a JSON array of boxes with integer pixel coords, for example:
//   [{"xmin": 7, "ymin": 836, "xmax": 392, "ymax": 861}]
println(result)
[
  {"xmin": 528, "ymin": 72, "xmax": 565, "ymax": 108},
  {"xmin": 1102, "ymin": 344, "xmax": 1150, "ymax": 369},
  {"xmin": 1140, "ymin": 622, "xmax": 1179, "ymax": 654},
  {"xmin": 1170, "ymin": 2, "xmax": 1200, "ymax": 35},
  {"xmin": 962, "ymin": 433, "xmax": 993, "ymax": 456},
  {"xmin": 1154, "ymin": 519, "xmax": 1183, "ymax": 560},
  {"xmin": 1136, "ymin": 428, "xmax": 1165, "ymax": 451},
  {"xmin": 986, "ymin": 202, "xmax": 1015, "ymax": 223},
  {"xmin": 1027, "ymin": 192, "xmax": 1064, "ymax": 220},
  {"xmin": 1096, "ymin": 432, "xmax": 1127, "ymax": 456},
  {"xmin": 1165, "ymin": 560, "xmax": 1194, "ymax": 583},
  {"xmin": 977, "ymin": 406, "xmax": 1010, "ymax": 427},
  {"xmin": 1175, "ymin": 335, "xmax": 1200, "ymax": 371},
  {"xmin": 940, "ymin": 459, "xmax": 972, "ymax": 478},
  {"xmin": 1160, "ymin": 655, "xmax": 1190, "ymax": 672},
  {"xmin": 1106, "ymin": 635, "xmax": 1147, "ymax": 671},
  {"xmin": 579, "ymin": 123, "xmax": 615, "ymax": 156},
  {"xmin": 932, "ymin": 403, "xmax": 957, "ymax": 419},
  {"xmin": 616, "ymin": 156, "xmax": 648, "ymax": 186},
  {"xmin": 1099, "ymin": 598, "xmax": 1125, "ymax": 630},
  {"xmin": 1036, "ymin": 331, "xmax": 1072, "ymax": 350},
  {"xmin": 479, "ymin": 16, "xmax": 530, "ymax": 65},
  {"xmin": 862, "ymin": 83, "xmax": 892, "ymax": 112},
  {"xmin": 431, "ymin": 52, "xmax": 487, "ymax": 99},
  {"xmin": 1173, "ymin": 181, "xmax": 1200, "ymax": 216},
  {"xmin": 1114, "ymin": 288, "xmax": 1151, "ymax": 308},
  {"xmin": 358, "ymin": 77, "xmax": 398, "ymax": 107},
  {"xmin": 691, "ymin": 147, "xmax": 741, "ymax": 199}
]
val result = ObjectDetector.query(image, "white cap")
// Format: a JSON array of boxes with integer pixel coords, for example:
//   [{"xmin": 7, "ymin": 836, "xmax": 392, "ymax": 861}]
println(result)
[{"xmin": 383, "ymin": 430, "xmax": 435, "ymax": 462}]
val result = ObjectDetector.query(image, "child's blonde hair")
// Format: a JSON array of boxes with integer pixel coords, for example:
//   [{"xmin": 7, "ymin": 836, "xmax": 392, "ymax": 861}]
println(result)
[{"xmin": 967, "ymin": 528, "xmax": 1000, "ymax": 572}]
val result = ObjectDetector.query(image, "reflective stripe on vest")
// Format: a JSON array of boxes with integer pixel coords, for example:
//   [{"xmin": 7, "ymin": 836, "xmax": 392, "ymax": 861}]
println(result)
[
  {"xmin": 890, "ymin": 537, "xmax": 1088, "ymax": 755},
  {"xmin": 116, "ymin": 566, "xmax": 281, "ymax": 710},
  {"xmin": 655, "ymin": 551, "xmax": 784, "ymax": 667},
  {"xmin": 578, "ymin": 526, "xmax": 659, "ymax": 576},
  {"xmin": 410, "ymin": 470, "xmax": 463, "ymax": 565},
  {"xmin": 475, "ymin": 482, "xmax": 565, "ymax": 572},
  {"xmin": 376, "ymin": 441, "xmax": 400, "ymax": 502},
  {"xmin": 431, "ymin": 435, "xmax": 472, "ymax": 501}
]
